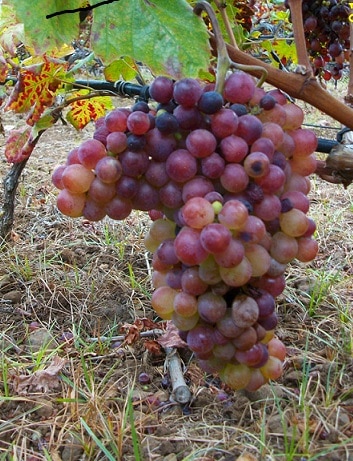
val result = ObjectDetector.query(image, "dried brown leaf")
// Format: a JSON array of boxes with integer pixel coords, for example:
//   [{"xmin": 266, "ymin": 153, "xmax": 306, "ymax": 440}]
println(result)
[
  {"xmin": 157, "ymin": 321, "xmax": 187, "ymax": 349},
  {"xmin": 9, "ymin": 355, "xmax": 66, "ymax": 395}
]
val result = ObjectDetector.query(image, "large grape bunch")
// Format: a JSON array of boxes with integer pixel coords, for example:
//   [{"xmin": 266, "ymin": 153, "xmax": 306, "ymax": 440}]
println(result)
[
  {"xmin": 52, "ymin": 71, "xmax": 318, "ymax": 391},
  {"xmin": 298, "ymin": 0, "xmax": 350, "ymax": 81}
]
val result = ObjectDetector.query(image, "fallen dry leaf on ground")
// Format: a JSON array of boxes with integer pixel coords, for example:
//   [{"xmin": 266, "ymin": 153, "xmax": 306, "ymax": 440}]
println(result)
[
  {"xmin": 157, "ymin": 321, "xmax": 187, "ymax": 348},
  {"xmin": 9, "ymin": 355, "xmax": 66, "ymax": 395}
]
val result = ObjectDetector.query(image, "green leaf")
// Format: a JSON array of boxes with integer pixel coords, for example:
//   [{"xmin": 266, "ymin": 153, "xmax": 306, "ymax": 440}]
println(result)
[
  {"xmin": 104, "ymin": 57, "xmax": 139, "ymax": 82},
  {"xmin": 7, "ymin": 0, "xmax": 80, "ymax": 54},
  {"xmin": 31, "ymin": 110, "xmax": 59, "ymax": 139},
  {"xmin": 91, "ymin": 0, "xmax": 210, "ymax": 78}
]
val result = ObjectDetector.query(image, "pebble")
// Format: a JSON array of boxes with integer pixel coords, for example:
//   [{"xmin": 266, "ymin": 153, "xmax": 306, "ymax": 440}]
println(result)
[
  {"xmin": 242, "ymin": 383, "xmax": 284, "ymax": 405},
  {"xmin": 267, "ymin": 413, "xmax": 288, "ymax": 434},
  {"xmin": 2, "ymin": 289, "xmax": 22, "ymax": 304},
  {"xmin": 26, "ymin": 328, "xmax": 58, "ymax": 353},
  {"xmin": 160, "ymin": 454, "xmax": 177, "ymax": 461},
  {"xmin": 33, "ymin": 398, "xmax": 54, "ymax": 418},
  {"xmin": 0, "ymin": 274, "xmax": 13, "ymax": 292},
  {"xmin": 61, "ymin": 433, "xmax": 84, "ymax": 461}
]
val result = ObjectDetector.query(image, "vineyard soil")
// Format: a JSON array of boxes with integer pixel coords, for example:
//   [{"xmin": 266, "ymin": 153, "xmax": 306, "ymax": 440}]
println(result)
[{"xmin": 1, "ymin": 93, "xmax": 353, "ymax": 460}]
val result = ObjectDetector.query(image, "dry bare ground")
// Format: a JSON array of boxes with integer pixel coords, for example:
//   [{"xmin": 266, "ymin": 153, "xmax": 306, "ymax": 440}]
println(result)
[{"xmin": 0, "ymin": 87, "xmax": 353, "ymax": 461}]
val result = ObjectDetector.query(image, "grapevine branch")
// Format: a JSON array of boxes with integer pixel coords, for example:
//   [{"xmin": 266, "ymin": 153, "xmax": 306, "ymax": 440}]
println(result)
[{"xmin": 287, "ymin": 0, "xmax": 313, "ymax": 75}]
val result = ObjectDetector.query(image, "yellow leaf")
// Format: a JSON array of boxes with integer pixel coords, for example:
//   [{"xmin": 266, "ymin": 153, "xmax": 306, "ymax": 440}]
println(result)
[{"xmin": 66, "ymin": 91, "xmax": 113, "ymax": 130}]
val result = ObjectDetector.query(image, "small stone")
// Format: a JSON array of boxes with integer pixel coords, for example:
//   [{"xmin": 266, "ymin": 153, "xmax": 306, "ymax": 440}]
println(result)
[
  {"xmin": 61, "ymin": 434, "xmax": 83, "ymax": 461},
  {"xmin": 162, "ymin": 454, "xmax": 177, "ymax": 461},
  {"xmin": 2, "ymin": 290, "xmax": 22, "ymax": 304},
  {"xmin": 0, "ymin": 274, "xmax": 13, "ymax": 292},
  {"xmin": 267, "ymin": 414, "xmax": 288, "ymax": 434},
  {"xmin": 33, "ymin": 398, "xmax": 54, "ymax": 418},
  {"xmin": 337, "ymin": 408, "xmax": 350, "ymax": 427},
  {"xmin": 243, "ymin": 383, "xmax": 284, "ymax": 403},
  {"xmin": 26, "ymin": 328, "xmax": 58, "ymax": 353}
]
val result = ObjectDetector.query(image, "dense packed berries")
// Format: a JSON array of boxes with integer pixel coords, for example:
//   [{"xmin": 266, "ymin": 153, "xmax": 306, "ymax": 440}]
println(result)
[
  {"xmin": 298, "ymin": 0, "xmax": 350, "ymax": 81},
  {"xmin": 52, "ymin": 71, "xmax": 318, "ymax": 391}
]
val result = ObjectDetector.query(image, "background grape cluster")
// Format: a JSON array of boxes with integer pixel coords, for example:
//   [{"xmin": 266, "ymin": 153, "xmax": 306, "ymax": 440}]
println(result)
[
  {"xmin": 52, "ymin": 71, "xmax": 318, "ymax": 391},
  {"xmin": 298, "ymin": 0, "xmax": 350, "ymax": 82}
]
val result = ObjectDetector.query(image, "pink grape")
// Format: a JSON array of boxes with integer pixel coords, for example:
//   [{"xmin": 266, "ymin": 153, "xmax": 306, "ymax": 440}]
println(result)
[
  {"xmin": 181, "ymin": 266, "xmax": 209, "ymax": 296},
  {"xmin": 223, "ymin": 71, "xmax": 256, "ymax": 104},
  {"xmin": 77, "ymin": 139, "xmax": 106, "ymax": 169},
  {"xmin": 187, "ymin": 324, "xmax": 215, "ymax": 354},
  {"xmin": 219, "ymin": 257, "xmax": 253, "ymax": 287},
  {"xmin": 201, "ymin": 152, "xmax": 225, "ymax": 179},
  {"xmin": 173, "ymin": 291, "xmax": 198, "ymax": 317},
  {"xmin": 88, "ymin": 178, "xmax": 116, "ymax": 203},
  {"xmin": 151, "ymin": 286, "xmax": 177, "ymax": 320},
  {"xmin": 95, "ymin": 157, "xmax": 122, "ymax": 184},
  {"xmin": 197, "ymin": 291, "xmax": 227, "ymax": 323},
  {"xmin": 174, "ymin": 227, "xmax": 208, "ymax": 266},
  {"xmin": 62, "ymin": 164, "xmax": 95, "ymax": 194},
  {"xmin": 106, "ymin": 131, "xmax": 127, "ymax": 154},
  {"xmin": 211, "ymin": 108, "xmax": 239, "ymax": 139},
  {"xmin": 182, "ymin": 177, "xmax": 214, "ymax": 203},
  {"xmin": 220, "ymin": 164, "xmax": 249, "ymax": 193},
  {"xmin": 236, "ymin": 114, "xmax": 263, "ymax": 145},
  {"xmin": 221, "ymin": 363, "xmax": 252, "ymax": 390},
  {"xmin": 200, "ymin": 223, "xmax": 232, "ymax": 254},
  {"xmin": 181, "ymin": 197, "xmax": 215, "ymax": 229},
  {"xmin": 57, "ymin": 189, "xmax": 86, "ymax": 218},
  {"xmin": 173, "ymin": 78, "xmax": 203, "ymax": 107},
  {"xmin": 279, "ymin": 209, "xmax": 309, "ymax": 237},
  {"xmin": 52, "ymin": 165, "xmax": 66, "ymax": 190},
  {"xmin": 218, "ymin": 199, "xmax": 249, "ymax": 230},
  {"xmin": 149, "ymin": 76, "xmax": 174, "ymax": 103},
  {"xmin": 126, "ymin": 111, "xmax": 151, "ymax": 135},
  {"xmin": 219, "ymin": 135, "xmax": 249, "ymax": 163},
  {"xmin": 105, "ymin": 108, "xmax": 129, "ymax": 132},
  {"xmin": 270, "ymin": 231, "xmax": 299, "ymax": 263},
  {"xmin": 106, "ymin": 196, "xmax": 132, "ymax": 220},
  {"xmin": 243, "ymin": 151, "xmax": 270, "ymax": 178},
  {"xmin": 186, "ymin": 129, "xmax": 217, "ymax": 158},
  {"xmin": 83, "ymin": 199, "xmax": 107, "ymax": 221},
  {"xmin": 165, "ymin": 149, "xmax": 198, "ymax": 183},
  {"xmin": 231, "ymin": 295, "xmax": 259, "ymax": 328}
]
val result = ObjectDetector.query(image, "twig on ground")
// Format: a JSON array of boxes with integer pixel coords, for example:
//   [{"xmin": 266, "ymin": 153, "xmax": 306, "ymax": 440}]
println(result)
[{"xmin": 164, "ymin": 346, "xmax": 191, "ymax": 405}]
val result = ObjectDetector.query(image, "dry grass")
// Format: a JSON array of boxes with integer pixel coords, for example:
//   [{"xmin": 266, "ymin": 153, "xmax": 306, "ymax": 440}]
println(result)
[{"xmin": 0, "ymin": 89, "xmax": 353, "ymax": 461}]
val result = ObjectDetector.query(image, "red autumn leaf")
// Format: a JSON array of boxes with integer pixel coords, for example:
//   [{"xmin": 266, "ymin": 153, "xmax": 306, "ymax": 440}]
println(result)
[
  {"xmin": 5, "ymin": 127, "xmax": 34, "ymax": 163},
  {"xmin": 0, "ymin": 52, "xmax": 9, "ymax": 83},
  {"xmin": 144, "ymin": 339, "xmax": 163, "ymax": 356},
  {"xmin": 5, "ymin": 56, "xmax": 68, "ymax": 125}
]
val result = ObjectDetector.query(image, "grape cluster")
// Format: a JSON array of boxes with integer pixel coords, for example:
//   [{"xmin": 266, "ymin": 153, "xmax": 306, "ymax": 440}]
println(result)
[
  {"xmin": 52, "ymin": 71, "xmax": 318, "ymax": 391},
  {"xmin": 298, "ymin": 0, "xmax": 350, "ymax": 81}
]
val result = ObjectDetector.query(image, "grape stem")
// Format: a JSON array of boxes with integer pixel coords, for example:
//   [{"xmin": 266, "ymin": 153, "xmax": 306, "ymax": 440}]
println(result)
[
  {"xmin": 212, "ymin": 0, "xmax": 238, "ymax": 50},
  {"xmin": 194, "ymin": 2, "xmax": 267, "ymax": 92}
]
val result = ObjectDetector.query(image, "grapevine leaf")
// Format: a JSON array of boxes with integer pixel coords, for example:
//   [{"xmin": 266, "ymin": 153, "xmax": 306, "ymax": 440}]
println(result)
[
  {"xmin": 5, "ymin": 126, "xmax": 32, "ymax": 163},
  {"xmin": 66, "ymin": 91, "xmax": 114, "ymax": 130},
  {"xmin": 0, "ymin": 52, "xmax": 9, "ymax": 83},
  {"xmin": 91, "ymin": 0, "xmax": 210, "ymax": 79},
  {"xmin": 6, "ymin": 0, "xmax": 80, "ymax": 55},
  {"xmin": 4, "ymin": 56, "xmax": 68, "ymax": 125},
  {"xmin": 104, "ymin": 57, "xmax": 139, "ymax": 83},
  {"xmin": 271, "ymin": 40, "xmax": 297, "ymax": 64},
  {"xmin": 262, "ymin": 39, "xmax": 297, "ymax": 66},
  {"xmin": 0, "ymin": 4, "xmax": 25, "ymax": 56},
  {"xmin": 31, "ymin": 110, "xmax": 60, "ymax": 139}
]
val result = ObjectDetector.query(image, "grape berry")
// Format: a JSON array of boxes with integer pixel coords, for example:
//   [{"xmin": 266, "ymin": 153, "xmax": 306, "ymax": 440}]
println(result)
[{"xmin": 52, "ymin": 72, "xmax": 318, "ymax": 392}]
